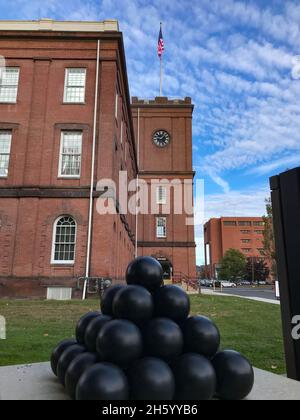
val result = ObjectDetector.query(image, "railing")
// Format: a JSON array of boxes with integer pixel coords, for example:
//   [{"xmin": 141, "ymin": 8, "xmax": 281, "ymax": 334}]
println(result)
[
  {"xmin": 172, "ymin": 272, "xmax": 200, "ymax": 292},
  {"xmin": 77, "ymin": 277, "xmax": 119, "ymax": 297}
]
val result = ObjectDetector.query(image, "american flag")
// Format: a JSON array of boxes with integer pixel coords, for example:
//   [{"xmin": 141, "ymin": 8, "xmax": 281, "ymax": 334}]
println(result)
[{"xmin": 158, "ymin": 24, "xmax": 164, "ymax": 59}]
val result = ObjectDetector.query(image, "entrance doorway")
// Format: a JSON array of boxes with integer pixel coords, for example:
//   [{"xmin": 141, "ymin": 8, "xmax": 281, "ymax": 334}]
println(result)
[{"xmin": 155, "ymin": 257, "xmax": 173, "ymax": 282}]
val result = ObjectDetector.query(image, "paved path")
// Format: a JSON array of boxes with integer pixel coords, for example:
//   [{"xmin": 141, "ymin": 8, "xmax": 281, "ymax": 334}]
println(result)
[
  {"xmin": 0, "ymin": 362, "xmax": 300, "ymax": 400},
  {"xmin": 201, "ymin": 288, "xmax": 280, "ymax": 305}
]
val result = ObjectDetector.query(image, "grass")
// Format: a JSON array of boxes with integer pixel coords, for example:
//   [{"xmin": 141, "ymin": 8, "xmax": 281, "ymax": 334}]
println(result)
[{"xmin": 0, "ymin": 295, "xmax": 286, "ymax": 374}]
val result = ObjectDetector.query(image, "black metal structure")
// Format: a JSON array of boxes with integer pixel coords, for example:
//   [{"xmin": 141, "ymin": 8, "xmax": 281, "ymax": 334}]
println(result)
[{"xmin": 270, "ymin": 167, "xmax": 300, "ymax": 380}]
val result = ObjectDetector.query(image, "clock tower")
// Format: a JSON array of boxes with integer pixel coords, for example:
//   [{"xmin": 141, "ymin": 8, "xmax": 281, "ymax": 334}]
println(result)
[{"xmin": 131, "ymin": 97, "xmax": 196, "ymax": 283}]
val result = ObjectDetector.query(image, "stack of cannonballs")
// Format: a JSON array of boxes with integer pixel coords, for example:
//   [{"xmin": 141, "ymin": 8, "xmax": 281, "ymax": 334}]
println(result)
[{"xmin": 50, "ymin": 256, "xmax": 254, "ymax": 401}]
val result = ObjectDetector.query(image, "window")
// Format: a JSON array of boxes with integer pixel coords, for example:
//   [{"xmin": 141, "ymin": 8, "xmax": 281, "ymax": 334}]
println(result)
[
  {"xmin": 59, "ymin": 131, "xmax": 82, "ymax": 178},
  {"xmin": 115, "ymin": 92, "xmax": 119, "ymax": 119},
  {"xmin": 241, "ymin": 230, "xmax": 251, "ymax": 234},
  {"xmin": 223, "ymin": 221, "xmax": 237, "ymax": 226},
  {"xmin": 52, "ymin": 216, "xmax": 77, "ymax": 264},
  {"xmin": 156, "ymin": 217, "xmax": 167, "ymax": 238},
  {"xmin": 253, "ymin": 221, "xmax": 265, "ymax": 227},
  {"xmin": 157, "ymin": 186, "xmax": 167, "ymax": 205},
  {"xmin": 238, "ymin": 221, "xmax": 252, "ymax": 226},
  {"xmin": 241, "ymin": 239, "xmax": 251, "ymax": 244},
  {"xmin": 64, "ymin": 68, "xmax": 86, "ymax": 103},
  {"xmin": 254, "ymin": 230, "xmax": 264, "ymax": 235},
  {"xmin": 258, "ymin": 248, "xmax": 265, "ymax": 255},
  {"xmin": 0, "ymin": 68, "xmax": 19, "ymax": 103},
  {"xmin": 242, "ymin": 248, "xmax": 251, "ymax": 253},
  {"xmin": 0, "ymin": 131, "xmax": 12, "ymax": 177},
  {"xmin": 120, "ymin": 121, "xmax": 124, "ymax": 144}
]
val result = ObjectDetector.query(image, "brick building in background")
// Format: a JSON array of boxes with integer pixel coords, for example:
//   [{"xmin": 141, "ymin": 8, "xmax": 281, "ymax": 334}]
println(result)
[
  {"xmin": 132, "ymin": 98, "xmax": 196, "ymax": 282},
  {"xmin": 0, "ymin": 19, "xmax": 196, "ymax": 298},
  {"xmin": 204, "ymin": 217, "xmax": 267, "ymax": 279}
]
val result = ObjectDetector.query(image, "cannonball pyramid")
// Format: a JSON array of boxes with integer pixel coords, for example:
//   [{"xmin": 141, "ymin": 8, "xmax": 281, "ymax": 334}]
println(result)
[{"xmin": 50, "ymin": 256, "xmax": 255, "ymax": 401}]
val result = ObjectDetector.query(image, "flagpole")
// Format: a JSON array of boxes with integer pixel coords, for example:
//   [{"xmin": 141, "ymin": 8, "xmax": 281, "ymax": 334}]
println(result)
[
  {"xmin": 159, "ymin": 22, "xmax": 163, "ymax": 97},
  {"xmin": 160, "ymin": 56, "xmax": 163, "ymax": 97}
]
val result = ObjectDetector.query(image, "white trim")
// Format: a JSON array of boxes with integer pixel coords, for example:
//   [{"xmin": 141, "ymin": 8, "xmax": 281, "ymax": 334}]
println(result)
[
  {"xmin": 0, "ymin": 130, "xmax": 12, "ymax": 178},
  {"xmin": 51, "ymin": 215, "xmax": 77, "ymax": 265},
  {"xmin": 63, "ymin": 68, "xmax": 87, "ymax": 104},
  {"xmin": 156, "ymin": 186, "xmax": 167, "ymax": 205},
  {"xmin": 156, "ymin": 217, "xmax": 167, "ymax": 239},
  {"xmin": 115, "ymin": 92, "xmax": 119, "ymax": 120},
  {"xmin": 58, "ymin": 131, "xmax": 82, "ymax": 178},
  {"xmin": 0, "ymin": 67, "xmax": 20, "ymax": 104},
  {"xmin": 120, "ymin": 120, "xmax": 124, "ymax": 144}
]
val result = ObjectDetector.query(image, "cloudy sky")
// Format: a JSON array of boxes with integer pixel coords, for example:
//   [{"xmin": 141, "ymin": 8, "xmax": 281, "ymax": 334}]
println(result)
[{"xmin": 1, "ymin": 0, "xmax": 300, "ymax": 263}]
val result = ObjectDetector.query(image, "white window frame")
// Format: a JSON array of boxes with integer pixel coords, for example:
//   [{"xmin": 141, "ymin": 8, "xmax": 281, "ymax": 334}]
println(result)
[
  {"xmin": 0, "ymin": 131, "xmax": 12, "ymax": 178},
  {"xmin": 156, "ymin": 186, "xmax": 167, "ymax": 205},
  {"xmin": 0, "ymin": 67, "xmax": 20, "ymax": 103},
  {"xmin": 120, "ymin": 120, "xmax": 124, "ymax": 144},
  {"xmin": 58, "ymin": 131, "xmax": 83, "ymax": 178},
  {"xmin": 115, "ymin": 92, "xmax": 119, "ymax": 120},
  {"xmin": 156, "ymin": 217, "xmax": 167, "ymax": 239},
  {"xmin": 51, "ymin": 216, "xmax": 77, "ymax": 265},
  {"xmin": 63, "ymin": 68, "xmax": 86, "ymax": 104}
]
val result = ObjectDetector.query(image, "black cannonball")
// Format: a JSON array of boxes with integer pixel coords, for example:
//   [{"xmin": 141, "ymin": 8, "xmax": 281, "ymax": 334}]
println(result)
[
  {"xmin": 57, "ymin": 344, "xmax": 86, "ymax": 386},
  {"xmin": 144, "ymin": 318, "xmax": 183, "ymax": 363},
  {"xmin": 84, "ymin": 315, "xmax": 112, "ymax": 352},
  {"xmin": 65, "ymin": 352, "xmax": 98, "ymax": 400},
  {"xmin": 76, "ymin": 311, "xmax": 101, "ymax": 344},
  {"xmin": 153, "ymin": 285, "xmax": 190, "ymax": 322},
  {"xmin": 127, "ymin": 357, "xmax": 175, "ymax": 400},
  {"xmin": 113, "ymin": 285, "xmax": 153, "ymax": 325},
  {"xmin": 183, "ymin": 316, "xmax": 220, "ymax": 358},
  {"xmin": 126, "ymin": 257, "xmax": 163, "ymax": 292},
  {"xmin": 101, "ymin": 285, "xmax": 126, "ymax": 316},
  {"xmin": 173, "ymin": 353, "xmax": 216, "ymax": 400},
  {"xmin": 50, "ymin": 339, "xmax": 77, "ymax": 376},
  {"xmin": 76, "ymin": 363, "xmax": 129, "ymax": 400},
  {"xmin": 96, "ymin": 319, "xmax": 143, "ymax": 367},
  {"xmin": 212, "ymin": 350, "xmax": 254, "ymax": 400}
]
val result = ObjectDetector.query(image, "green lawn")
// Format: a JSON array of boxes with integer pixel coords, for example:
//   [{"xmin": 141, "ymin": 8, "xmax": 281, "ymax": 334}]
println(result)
[{"xmin": 0, "ymin": 295, "xmax": 286, "ymax": 374}]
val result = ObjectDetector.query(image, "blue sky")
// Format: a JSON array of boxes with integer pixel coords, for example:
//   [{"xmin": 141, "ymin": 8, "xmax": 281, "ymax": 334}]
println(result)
[{"xmin": 1, "ymin": 0, "xmax": 300, "ymax": 264}]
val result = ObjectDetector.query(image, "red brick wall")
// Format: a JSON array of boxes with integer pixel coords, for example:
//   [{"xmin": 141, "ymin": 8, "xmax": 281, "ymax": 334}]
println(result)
[
  {"xmin": 0, "ymin": 31, "xmax": 137, "ymax": 298},
  {"xmin": 131, "ymin": 98, "xmax": 196, "ymax": 279}
]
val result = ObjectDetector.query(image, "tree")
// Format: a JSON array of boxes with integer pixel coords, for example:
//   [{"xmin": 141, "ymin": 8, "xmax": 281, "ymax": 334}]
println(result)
[
  {"xmin": 262, "ymin": 198, "xmax": 277, "ymax": 279},
  {"xmin": 245, "ymin": 257, "xmax": 270, "ymax": 283},
  {"xmin": 219, "ymin": 249, "xmax": 246, "ymax": 282}
]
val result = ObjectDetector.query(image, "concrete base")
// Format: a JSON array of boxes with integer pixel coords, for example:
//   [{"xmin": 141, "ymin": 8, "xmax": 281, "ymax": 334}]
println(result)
[{"xmin": 1, "ymin": 362, "xmax": 300, "ymax": 400}]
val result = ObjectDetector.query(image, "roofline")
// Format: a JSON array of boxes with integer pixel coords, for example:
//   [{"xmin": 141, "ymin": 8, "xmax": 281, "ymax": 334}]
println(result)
[{"xmin": 0, "ymin": 18, "xmax": 119, "ymax": 32}]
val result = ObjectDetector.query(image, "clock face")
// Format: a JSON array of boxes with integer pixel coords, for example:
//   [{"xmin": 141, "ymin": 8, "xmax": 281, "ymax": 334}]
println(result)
[{"xmin": 152, "ymin": 130, "xmax": 171, "ymax": 148}]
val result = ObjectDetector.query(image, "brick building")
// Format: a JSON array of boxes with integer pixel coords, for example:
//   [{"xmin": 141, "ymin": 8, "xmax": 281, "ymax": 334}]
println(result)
[
  {"xmin": 132, "ymin": 98, "xmax": 196, "ymax": 282},
  {"xmin": 0, "ymin": 19, "xmax": 196, "ymax": 298},
  {"xmin": 204, "ymin": 217, "xmax": 266, "ymax": 279}
]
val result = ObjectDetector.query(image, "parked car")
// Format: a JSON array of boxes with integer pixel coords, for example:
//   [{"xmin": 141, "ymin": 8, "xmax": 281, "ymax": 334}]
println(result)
[
  {"xmin": 199, "ymin": 279, "xmax": 213, "ymax": 288},
  {"xmin": 214, "ymin": 280, "xmax": 237, "ymax": 288},
  {"xmin": 238, "ymin": 281, "xmax": 251, "ymax": 286}
]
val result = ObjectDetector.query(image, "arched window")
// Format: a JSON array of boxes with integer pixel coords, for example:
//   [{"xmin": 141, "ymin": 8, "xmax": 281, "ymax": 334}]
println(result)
[{"xmin": 52, "ymin": 216, "xmax": 77, "ymax": 264}]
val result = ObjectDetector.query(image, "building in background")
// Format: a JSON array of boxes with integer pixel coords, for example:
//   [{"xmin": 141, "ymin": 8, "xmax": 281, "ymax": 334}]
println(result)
[
  {"xmin": 204, "ymin": 217, "xmax": 266, "ymax": 279},
  {"xmin": 0, "ymin": 19, "xmax": 196, "ymax": 298},
  {"xmin": 132, "ymin": 97, "xmax": 196, "ymax": 283}
]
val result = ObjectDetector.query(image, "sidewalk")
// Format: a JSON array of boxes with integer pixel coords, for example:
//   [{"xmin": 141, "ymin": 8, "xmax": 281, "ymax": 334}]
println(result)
[{"xmin": 201, "ymin": 288, "xmax": 280, "ymax": 305}]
